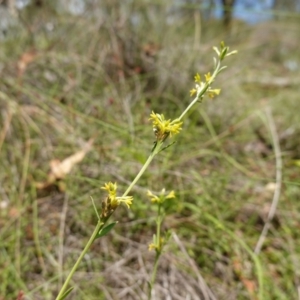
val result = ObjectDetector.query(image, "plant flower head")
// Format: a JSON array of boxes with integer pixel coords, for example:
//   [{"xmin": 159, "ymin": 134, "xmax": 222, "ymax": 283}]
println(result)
[
  {"xmin": 148, "ymin": 235, "xmax": 165, "ymax": 252},
  {"xmin": 101, "ymin": 181, "xmax": 117, "ymax": 197},
  {"xmin": 204, "ymin": 72, "xmax": 212, "ymax": 83},
  {"xmin": 194, "ymin": 73, "xmax": 201, "ymax": 83},
  {"xmin": 148, "ymin": 242, "xmax": 158, "ymax": 251},
  {"xmin": 147, "ymin": 188, "xmax": 175, "ymax": 205},
  {"xmin": 190, "ymin": 88, "xmax": 197, "ymax": 97},
  {"xmin": 207, "ymin": 88, "xmax": 221, "ymax": 98},
  {"xmin": 149, "ymin": 111, "xmax": 183, "ymax": 142},
  {"xmin": 190, "ymin": 68, "xmax": 218, "ymax": 98},
  {"xmin": 190, "ymin": 71, "xmax": 221, "ymax": 100},
  {"xmin": 213, "ymin": 41, "xmax": 238, "ymax": 61},
  {"xmin": 101, "ymin": 182, "xmax": 133, "ymax": 218}
]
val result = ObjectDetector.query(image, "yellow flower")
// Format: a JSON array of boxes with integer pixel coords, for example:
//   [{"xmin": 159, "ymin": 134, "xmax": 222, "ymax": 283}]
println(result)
[
  {"xmin": 204, "ymin": 72, "xmax": 212, "ymax": 83},
  {"xmin": 194, "ymin": 73, "xmax": 201, "ymax": 83},
  {"xmin": 116, "ymin": 196, "xmax": 133, "ymax": 209},
  {"xmin": 101, "ymin": 182, "xmax": 117, "ymax": 197},
  {"xmin": 147, "ymin": 188, "xmax": 175, "ymax": 204},
  {"xmin": 148, "ymin": 237, "xmax": 164, "ymax": 251},
  {"xmin": 207, "ymin": 88, "xmax": 221, "ymax": 98},
  {"xmin": 165, "ymin": 190, "xmax": 175, "ymax": 199},
  {"xmin": 190, "ymin": 88, "xmax": 197, "ymax": 97},
  {"xmin": 149, "ymin": 111, "xmax": 183, "ymax": 141},
  {"xmin": 148, "ymin": 243, "xmax": 157, "ymax": 251},
  {"xmin": 101, "ymin": 182, "xmax": 133, "ymax": 212},
  {"xmin": 147, "ymin": 190, "xmax": 160, "ymax": 203}
]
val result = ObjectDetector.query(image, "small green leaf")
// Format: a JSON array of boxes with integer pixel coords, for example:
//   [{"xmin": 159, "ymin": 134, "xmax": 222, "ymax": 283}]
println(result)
[
  {"xmin": 58, "ymin": 287, "xmax": 74, "ymax": 300},
  {"xmin": 159, "ymin": 141, "xmax": 176, "ymax": 153},
  {"xmin": 91, "ymin": 196, "xmax": 100, "ymax": 220},
  {"xmin": 95, "ymin": 222, "xmax": 117, "ymax": 240}
]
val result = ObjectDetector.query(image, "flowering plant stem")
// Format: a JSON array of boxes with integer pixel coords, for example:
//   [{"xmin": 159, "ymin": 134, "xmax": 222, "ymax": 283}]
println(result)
[
  {"xmin": 149, "ymin": 252, "xmax": 160, "ymax": 299},
  {"xmin": 123, "ymin": 141, "xmax": 163, "ymax": 197},
  {"xmin": 148, "ymin": 206, "xmax": 163, "ymax": 300},
  {"xmin": 56, "ymin": 141, "xmax": 164, "ymax": 300},
  {"xmin": 179, "ymin": 61, "xmax": 221, "ymax": 121},
  {"xmin": 56, "ymin": 220, "xmax": 103, "ymax": 300},
  {"xmin": 56, "ymin": 42, "xmax": 236, "ymax": 299}
]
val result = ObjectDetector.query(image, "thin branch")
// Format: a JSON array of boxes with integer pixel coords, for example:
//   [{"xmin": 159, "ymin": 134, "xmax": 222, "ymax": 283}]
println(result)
[
  {"xmin": 172, "ymin": 232, "xmax": 217, "ymax": 300},
  {"xmin": 254, "ymin": 107, "xmax": 282, "ymax": 254}
]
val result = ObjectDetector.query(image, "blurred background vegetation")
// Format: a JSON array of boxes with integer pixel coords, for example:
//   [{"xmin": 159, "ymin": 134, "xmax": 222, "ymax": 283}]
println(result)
[{"xmin": 0, "ymin": 0, "xmax": 300, "ymax": 299}]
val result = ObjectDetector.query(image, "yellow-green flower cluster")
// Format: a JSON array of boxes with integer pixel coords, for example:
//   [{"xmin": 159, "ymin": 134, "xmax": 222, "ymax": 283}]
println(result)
[
  {"xmin": 101, "ymin": 182, "xmax": 117, "ymax": 198},
  {"xmin": 189, "ymin": 42, "xmax": 237, "ymax": 101},
  {"xmin": 101, "ymin": 182, "xmax": 133, "ymax": 218},
  {"xmin": 147, "ymin": 188, "xmax": 175, "ymax": 204},
  {"xmin": 148, "ymin": 242, "xmax": 157, "ymax": 251},
  {"xmin": 149, "ymin": 111, "xmax": 183, "ymax": 142},
  {"xmin": 190, "ymin": 72, "xmax": 221, "ymax": 99},
  {"xmin": 213, "ymin": 41, "xmax": 237, "ymax": 61},
  {"xmin": 147, "ymin": 189, "xmax": 174, "ymax": 252},
  {"xmin": 148, "ymin": 237, "xmax": 165, "ymax": 251}
]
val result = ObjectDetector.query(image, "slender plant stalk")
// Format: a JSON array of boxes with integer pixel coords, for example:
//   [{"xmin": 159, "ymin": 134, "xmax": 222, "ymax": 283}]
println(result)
[
  {"xmin": 150, "ymin": 252, "xmax": 160, "ymax": 287},
  {"xmin": 123, "ymin": 141, "xmax": 163, "ymax": 197},
  {"xmin": 148, "ymin": 206, "xmax": 163, "ymax": 300},
  {"xmin": 179, "ymin": 86, "xmax": 208, "ymax": 121},
  {"xmin": 150, "ymin": 209, "xmax": 162, "ymax": 284},
  {"xmin": 56, "ymin": 42, "xmax": 236, "ymax": 299},
  {"xmin": 148, "ymin": 252, "xmax": 160, "ymax": 300},
  {"xmin": 56, "ymin": 142, "xmax": 163, "ymax": 299},
  {"xmin": 56, "ymin": 220, "xmax": 104, "ymax": 300}
]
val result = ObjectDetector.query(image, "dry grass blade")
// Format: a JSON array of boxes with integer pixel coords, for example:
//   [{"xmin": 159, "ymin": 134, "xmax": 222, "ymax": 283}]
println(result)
[
  {"xmin": 254, "ymin": 107, "xmax": 283, "ymax": 254},
  {"xmin": 0, "ymin": 104, "xmax": 13, "ymax": 153},
  {"xmin": 172, "ymin": 232, "xmax": 217, "ymax": 300}
]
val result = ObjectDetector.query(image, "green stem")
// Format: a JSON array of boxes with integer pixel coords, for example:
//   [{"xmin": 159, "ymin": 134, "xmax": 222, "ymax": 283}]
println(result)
[
  {"xmin": 179, "ymin": 89, "xmax": 206, "ymax": 121},
  {"xmin": 156, "ymin": 206, "xmax": 162, "ymax": 246},
  {"xmin": 56, "ymin": 142, "xmax": 163, "ymax": 299},
  {"xmin": 122, "ymin": 141, "xmax": 163, "ymax": 197},
  {"xmin": 148, "ymin": 251, "xmax": 161, "ymax": 300},
  {"xmin": 56, "ymin": 220, "xmax": 104, "ymax": 300},
  {"xmin": 148, "ymin": 206, "xmax": 163, "ymax": 300}
]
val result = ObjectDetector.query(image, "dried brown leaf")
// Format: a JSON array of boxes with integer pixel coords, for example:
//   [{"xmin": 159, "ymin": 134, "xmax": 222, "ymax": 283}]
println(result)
[
  {"xmin": 17, "ymin": 50, "xmax": 38, "ymax": 77},
  {"xmin": 16, "ymin": 291, "xmax": 25, "ymax": 300},
  {"xmin": 36, "ymin": 138, "xmax": 94, "ymax": 190}
]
